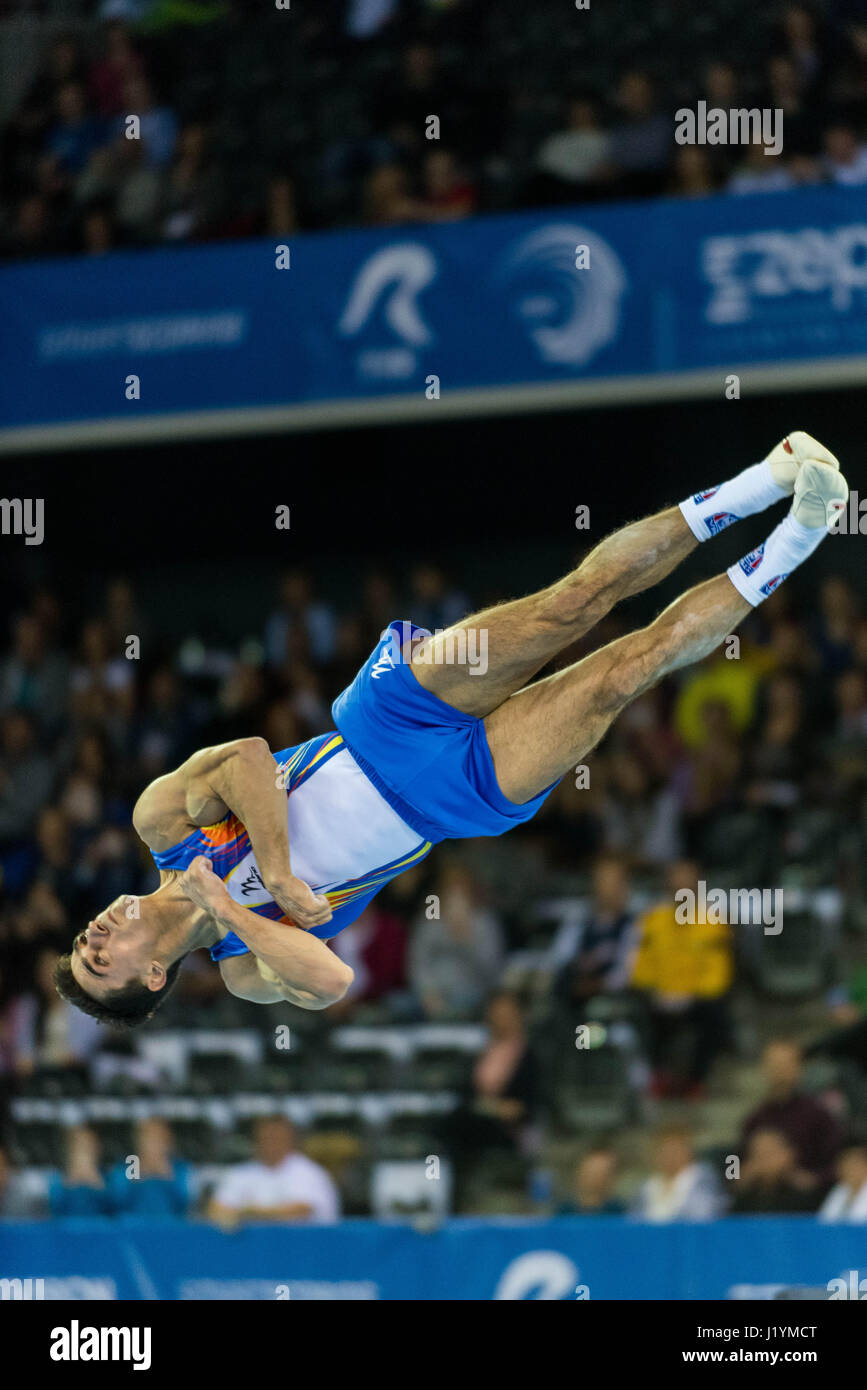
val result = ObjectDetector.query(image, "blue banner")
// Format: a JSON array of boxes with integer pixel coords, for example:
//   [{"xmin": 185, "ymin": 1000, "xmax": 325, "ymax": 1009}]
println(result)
[
  {"xmin": 3, "ymin": 186, "xmax": 867, "ymax": 443},
  {"xmin": 1, "ymin": 1217, "xmax": 865, "ymax": 1299}
]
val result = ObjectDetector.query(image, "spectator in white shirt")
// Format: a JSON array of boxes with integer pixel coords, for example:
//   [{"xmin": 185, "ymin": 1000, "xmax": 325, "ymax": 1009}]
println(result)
[
  {"xmin": 633, "ymin": 1124, "xmax": 724, "ymax": 1222},
  {"xmin": 728, "ymin": 140, "xmax": 795, "ymax": 196},
  {"xmin": 535, "ymin": 97, "xmax": 611, "ymax": 189},
  {"xmin": 208, "ymin": 1116, "xmax": 339, "ymax": 1229},
  {"xmin": 819, "ymin": 1143, "xmax": 867, "ymax": 1223},
  {"xmin": 823, "ymin": 124, "xmax": 867, "ymax": 185}
]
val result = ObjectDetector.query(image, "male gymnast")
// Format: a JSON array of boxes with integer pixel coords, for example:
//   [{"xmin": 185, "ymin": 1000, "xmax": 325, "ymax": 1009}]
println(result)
[{"xmin": 56, "ymin": 433, "xmax": 848, "ymax": 1027}]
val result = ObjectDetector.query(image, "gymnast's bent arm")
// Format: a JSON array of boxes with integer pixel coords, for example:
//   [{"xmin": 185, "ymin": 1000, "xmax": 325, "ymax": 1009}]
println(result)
[
  {"xmin": 133, "ymin": 736, "xmax": 332, "ymax": 931},
  {"xmin": 183, "ymin": 855, "xmax": 352, "ymax": 1010}
]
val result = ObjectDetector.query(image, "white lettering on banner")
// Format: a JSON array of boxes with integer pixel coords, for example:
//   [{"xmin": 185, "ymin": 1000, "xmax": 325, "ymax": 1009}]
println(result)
[
  {"xmin": 493, "ymin": 1251, "xmax": 579, "ymax": 1300},
  {"xmin": 703, "ymin": 225, "xmax": 867, "ymax": 323},
  {"xmin": 178, "ymin": 1278, "xmax": 379, "ymax": 1299},
  {"xmin": 39, "ymin": 312, "xmax": 247, "ymax": 361}
]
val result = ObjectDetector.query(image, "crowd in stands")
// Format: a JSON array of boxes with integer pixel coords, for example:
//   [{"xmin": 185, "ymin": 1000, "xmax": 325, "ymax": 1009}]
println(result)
[
  {"xmin": 0, "ymin": 547, "xmax": 866, "ymax": 1217},
  {"xmin": 3, "ymin": 1045, "xmax": 867, "ymax": 1220},
  {"xmin": 4, "ymin": 1, "xmax": 867, "ymax": 257}
]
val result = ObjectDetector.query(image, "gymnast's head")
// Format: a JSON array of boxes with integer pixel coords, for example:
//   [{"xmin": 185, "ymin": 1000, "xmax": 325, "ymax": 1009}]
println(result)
[{"xmin": 54, "ymin": 892, "xmax": 185, "ymax": 1030}]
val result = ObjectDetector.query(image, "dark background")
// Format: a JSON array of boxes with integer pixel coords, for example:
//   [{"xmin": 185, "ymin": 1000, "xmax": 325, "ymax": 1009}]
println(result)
[{"xmin": 4, "ymin": 381, "xmax": 865, "ymax": 620}]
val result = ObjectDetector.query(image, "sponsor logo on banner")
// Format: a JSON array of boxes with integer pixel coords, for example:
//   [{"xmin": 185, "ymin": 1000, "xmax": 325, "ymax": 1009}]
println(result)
[
  {"xmin": 338, "ymin": 243, "xmax": 437, "ymax": 380},
  {"xmin": 496, "ymin": 224, "xmax": 627, "ymax": 367},
  {"xmin": 702, "ymin": 223, "xmax": 867, "ymax": 325}
]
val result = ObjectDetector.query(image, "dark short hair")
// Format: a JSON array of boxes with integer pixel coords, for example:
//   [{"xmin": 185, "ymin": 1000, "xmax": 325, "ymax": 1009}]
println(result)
[{"xmin": 53, "ymin": 952, "xmax": 186, "ymax": 1031}]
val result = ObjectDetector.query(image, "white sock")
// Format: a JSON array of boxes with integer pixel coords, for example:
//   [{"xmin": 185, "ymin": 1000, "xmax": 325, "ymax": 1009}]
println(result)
[
  {"xmin": 727, "ymin": 512, "xmax": 828, "ymax": 607},
  {"xmin": 679, "ymin": 459, "xmax": 788, "ymax": 542}
]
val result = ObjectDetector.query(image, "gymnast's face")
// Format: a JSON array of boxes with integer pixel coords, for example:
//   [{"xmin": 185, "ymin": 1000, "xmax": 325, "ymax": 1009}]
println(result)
[{"xmin": 69, "ymin": 894, "xmax": 160, "ymax": 996}]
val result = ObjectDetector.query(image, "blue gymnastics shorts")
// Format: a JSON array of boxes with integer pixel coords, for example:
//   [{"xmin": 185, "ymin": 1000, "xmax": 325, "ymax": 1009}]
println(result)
[{"xmin": 331, "ymin": 619, "xmax": 558, "ymax": 844}]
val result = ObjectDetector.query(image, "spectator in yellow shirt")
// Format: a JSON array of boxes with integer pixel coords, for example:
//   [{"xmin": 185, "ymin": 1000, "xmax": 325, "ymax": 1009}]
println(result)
[{"xmin": 631, "ymin": 858, "xmax": 734, "ymax": 1099}]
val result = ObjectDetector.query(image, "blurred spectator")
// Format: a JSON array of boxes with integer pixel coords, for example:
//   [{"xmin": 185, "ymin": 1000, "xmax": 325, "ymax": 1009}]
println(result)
[
  {"xmin": 681, "ymin": 697, "xmax": 743, "ymax": 822},
  {"xmin": 419, "ymin": 149, "xmax": 477, "ymax": 220},
  {"xmin": 44, "ymin": 81, "xmax": 106, "ymax": 180},
  {"xmin": 533, "ymin": 95, "xmax": 611, "ymax": 195},
  {"xmin": 744, "ymin": 672, "xmax": 811, "ymax": 808},
  {"xmin": 823, "ymin": 122, "xmax": 867, "ymax": 182},
  {"xmin": 441, "ymin": 991, "xmax": 540, "ymax": 1181},
  {"xmin": 70, "ymin": 618, "xmax": 135, "ymax": 723},
  {"xmin": 161, "ymin": 123, "xmax": 222, "ymax": 241},
  {"xmin": 329, "ymin": 903, "xmax": 408, "ymax": 1014},
  {"xmin": 103, "ymin": 577, "xmax": 150, "ymax": 654},
  {"xmin": 81, "ymin": 200, "xmax": 116, "ymax": 254},
  {"xmin": 551, "ymin": 853, "xmax": 637, "ymax": 1003},
  {"xmin": 23, "ymin": 35, "xmax": 87, "ymax": 127},
  {"xmin": 3, "ymin": 193, "xmax": 57, "ymax": 259},
  {"xmin": 471, "ymin": 992, "xmax": 540, "ymax": 1135},
  {"xmin": 112, "ymin": 76, "xmax": 177, "ymax": 170},
  {"xmin": 373, "ymin": 41, "xmax": 458, "ymax": 159},
  {"xmin": 633, "ymin": 1124, "xmax": 724, "ymax": 1221},
  {"xmin": 132, "ymin": 666, "xmax": 193, "ymax": 778},
  {"xmin": 606, "ymin": 71, "xmax": 672, "ymax": 196},
  {"xmin": 0, "ymin": 1144, "xmax": 43, "ymax": 1218},
  {"xmin": 408, "ymin": 564, "xmax": 468, "ymax": 633},
  {"xmin": 631, "ymin": 859, "xmax": 733, "ymax": 1097},
  {"xmin": 557, "ymin": 1145, "xmax": 626, "ymax": 1215},
  {"xmin": 362, "ymin": 161, "xmax": 425, "ymax": 224},
  {"xmin": 819, "ymin": 1142, "xmax": 867, "ymax": 1221},
  {"xmin": 809, "ymin": 964, "xmax": 867, "ymax": 1085},
  {"xmin": 262, "ymin": 172, "xmax": 299, "ymax": 239},
  {"xmin": 33, "ymin": 808, "xmax": 81, "ymax": 909},
  {"xmin": 674, "ymin": 647, "xmax": 765, "ymax": 754},
  {"xmin": 409, "ymin": 863, "xmax": 504, "ymax": 1019},
  {"xmin": 346, "ymin": 0, "xmax": 399, "ymax": 41},
  {"xmin": 88, "ymin": 20, "xmax": 146, "ymax": 117},
  {"xmin": 0, "ymin": 615, "xmax": 68, "ymax": 734},
  {"xmin": 814, "ymin": 574, "xmax": 860, "ymax": 671},
  {"xmin": 669, "ymin": 146, "xmax": 718, "ymax": 198},
  {"xmin": 828, "ymin": 667, "xmax": 867, "ymax": 792},
  {"xmin": 48, "ymin": 1126, "xmax": 112, "ymax": 1217},
  {"xmin": 601, "ymin": 751, "xmax": 682, "ymax": 867},
  {"xmin": 835, "ymin": 669, "xmax": 867, "ymax": 739},
  {"xmin": 729, "ymin": 1127, "xmax": 819, "ymax": 1214},
  {"xmin": 207, "ymin": 1116, "xmax": 340, "ymax": 1226},
  {"xmin": 739, "ymin": 1039, "xmax": 843, "ymax": 1185},
  {"xmin": 12, "ymin": 948, "xmax": 103, "ymax": 1075},
  {"xmin": 766, "ymin": 55, "xmax": 817, "ymax": 156},
  {"xmin": 703, "ymin": 60, "xmax": 740, "ymax": 109},
  {"xmin": 728, "ymin": 139, "xmax": 796, "ymax": 194},
  {"xmin": 107, "ymin": 1117, "xmax": 192, "ymax": 1216},
  {"xmin": 777, "ymin": 3, "xmax": 828, "ymax": 95},
  {"xmin": 0, "ymin": 712, "xmax": 55, "ymax": 847},
  {"xmin": 264, "ymin": 569, "xmax": 337, "ymax": 669}
]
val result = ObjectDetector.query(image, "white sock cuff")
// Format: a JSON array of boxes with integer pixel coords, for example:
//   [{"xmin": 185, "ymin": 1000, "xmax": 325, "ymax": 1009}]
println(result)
[
  {"xmin": 728, "ymin": 509, "xmax": 829, "ymax": 606},
  {"xmin": 726, "ymin": 559, "xmax": 762, "ymax": 607},
  {"xmin": 678, "ymin": 497, "xmax": 712, "ymax": 542},
  {"xmin": 680, "ymin": 459, "xmax": 788, "ymax": 543}
]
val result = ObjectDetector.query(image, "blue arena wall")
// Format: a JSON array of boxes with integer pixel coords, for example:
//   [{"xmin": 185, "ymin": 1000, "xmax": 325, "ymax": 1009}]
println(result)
[
  {"xmin": 3, "ymin": 185, "xmax": 867, "ymax": 447},
  {"xmin": 1, "ymin": 1217, "xmax": 864, "ymax": 1300}
]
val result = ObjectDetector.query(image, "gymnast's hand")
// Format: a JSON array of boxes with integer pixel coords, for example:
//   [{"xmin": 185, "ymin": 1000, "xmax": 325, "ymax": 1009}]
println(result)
[
  {"xmin": 180, "ymin": 854, "xmax": 231, "ymax": 916},
  {"xmin": 265, "ymin": 873, "xmax": 333, "ymax": 931}
]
